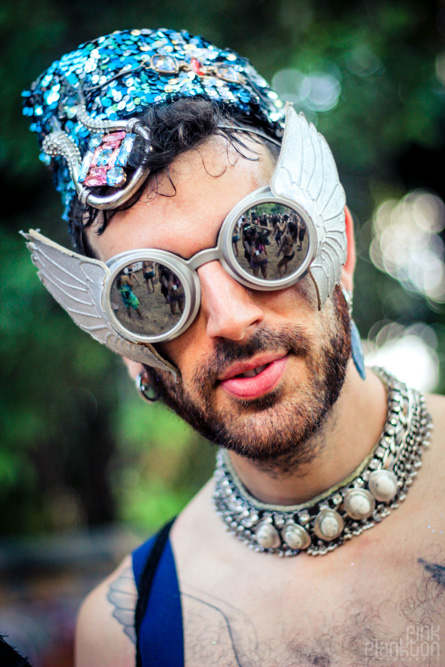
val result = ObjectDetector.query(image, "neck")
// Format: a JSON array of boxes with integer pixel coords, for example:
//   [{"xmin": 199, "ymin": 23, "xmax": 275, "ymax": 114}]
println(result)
[{"xmin": 227, "ymin": 365, "xmax": 388, "ymax": 505}]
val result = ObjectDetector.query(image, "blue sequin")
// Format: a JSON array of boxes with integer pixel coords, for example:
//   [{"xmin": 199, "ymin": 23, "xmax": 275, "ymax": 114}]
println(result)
[
  {"xmin": 88, "ymin": 133, "xmax": 103, "ymax": 149},
  {"xmin": 22, "ymin": 28, "xmax": 285, "ymax": 214},
  {"xmin": 41, "ymin": 74, "xmax": 53, "ymax": 87}
]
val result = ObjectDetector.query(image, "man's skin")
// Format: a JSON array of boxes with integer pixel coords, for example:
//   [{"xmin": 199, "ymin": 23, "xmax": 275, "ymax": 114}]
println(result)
[{"xmin": 76, "ymin": 138, "xmax": 445, "ymax": 666}]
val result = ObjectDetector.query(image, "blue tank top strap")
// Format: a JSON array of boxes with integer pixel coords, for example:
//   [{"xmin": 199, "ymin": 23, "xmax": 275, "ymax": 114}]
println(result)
[{"xmin": 132, "ymin": 518, "xmax": 184, "ymax": 667}]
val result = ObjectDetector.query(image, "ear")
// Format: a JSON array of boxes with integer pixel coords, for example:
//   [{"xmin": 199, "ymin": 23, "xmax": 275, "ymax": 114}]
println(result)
[
  {"xmin": 340, "ymin": 205, "xmax": 356, "ymax": 293},
  {"xmin": 123, "ymin": 357, "xmax": 145, "ymax": 382}
]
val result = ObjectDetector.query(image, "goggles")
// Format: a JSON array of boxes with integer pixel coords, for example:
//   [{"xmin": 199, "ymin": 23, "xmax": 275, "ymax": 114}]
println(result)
[
  {"xmin": 23, "ymin": 106, "xmax": 347, "ymax": 375},
  {"xmin": 98, "ymin": 189, "xmax": 316, "ymax": 343}
]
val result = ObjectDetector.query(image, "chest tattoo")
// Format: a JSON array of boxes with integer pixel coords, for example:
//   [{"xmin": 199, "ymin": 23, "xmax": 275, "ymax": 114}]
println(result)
[
  {"xmin": 106, "ymin": 566, "xmax": 137, "ymax": 645},
  {"xmin": 180, "ymin": 555, "xmax": 445, "ymax": 666},
  {"xmin": 105, "ymin": 553, "xmax": 445, "ymax": 664},
  {"xmin": 419, "ymin": 558, "xmax": 445, "ymax": 588}
]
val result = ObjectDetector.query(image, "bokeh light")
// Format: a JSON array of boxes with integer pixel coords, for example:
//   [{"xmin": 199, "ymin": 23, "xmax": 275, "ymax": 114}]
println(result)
[
  {"xmin": 435, "ymin": 52, "xmax": 445, "ymax": 86},
  {"xmin": 364, "ymin": 321, "xmax": 439, "ymax": 392},
  {"xmin": 370, "ymin": 190, "xmax": 445, "ymax": 304},
  {"xmin": 272, "ymin": 68, "xmax": 341, "ymax": 118},
  {"xmin": 345, "ymin": 43, "xmax": 383, "ymax": 77}
]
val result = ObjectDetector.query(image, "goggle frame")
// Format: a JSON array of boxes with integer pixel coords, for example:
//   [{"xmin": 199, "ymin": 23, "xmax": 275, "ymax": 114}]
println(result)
[{"xmin": 104, "ymin": 186, "xmax": 318, "ymax": 344}]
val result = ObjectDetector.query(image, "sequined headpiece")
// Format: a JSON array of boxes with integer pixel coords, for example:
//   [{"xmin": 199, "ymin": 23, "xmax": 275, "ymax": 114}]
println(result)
[{"xmin": 22, "ymin": 28, "xmax": 285, "ymax": 219}]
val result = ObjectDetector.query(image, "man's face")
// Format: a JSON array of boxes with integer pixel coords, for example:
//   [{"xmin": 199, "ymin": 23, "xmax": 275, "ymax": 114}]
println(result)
[{"xmin": 88, "ymin": 138, "xmax": 351, "ymax": 466}]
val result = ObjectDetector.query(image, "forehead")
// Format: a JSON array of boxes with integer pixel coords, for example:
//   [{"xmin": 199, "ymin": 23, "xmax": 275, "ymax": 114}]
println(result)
[{"xmin": 87, "ymin": 138, "xmax": 275, "ymax": 262}]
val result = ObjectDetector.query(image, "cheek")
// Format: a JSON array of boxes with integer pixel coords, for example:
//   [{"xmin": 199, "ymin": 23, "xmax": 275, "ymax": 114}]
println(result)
[
  {"xmin": 295, "ymin": 275, "xmax": 320, "ymax": 310},
  {"xmin": 253, "ymin": 280, "xmax": 317, "ymax": 325},
  {"xmin": 159, "ymin": 317, "xmax": 212, "ymax": 380}
]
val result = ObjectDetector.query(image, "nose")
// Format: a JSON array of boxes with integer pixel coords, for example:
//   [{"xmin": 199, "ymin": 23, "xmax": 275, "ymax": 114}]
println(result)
[{"xmin": 198, "ymin": 262, "xmax": 264, "ymax": 340}]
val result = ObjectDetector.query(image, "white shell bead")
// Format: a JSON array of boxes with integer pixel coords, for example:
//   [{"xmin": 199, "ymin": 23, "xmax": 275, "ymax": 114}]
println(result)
[
  {"xmin": 282, "ymin": 523, "xmax": 311, "ymax": 550},
  {"xmin": 344, "ymin": 489, "xmax": 375, "ymax": 520},
  {"xmin": 314, "ymin": 509, "xmax": 344, "ymax": 541},
  {"xmin": 368, "ymin": 470, "xmax": 398, "ymax": 502},
  {"xmin": 255, "ymin": 521, "xmax": 280, "ymax": 549}
]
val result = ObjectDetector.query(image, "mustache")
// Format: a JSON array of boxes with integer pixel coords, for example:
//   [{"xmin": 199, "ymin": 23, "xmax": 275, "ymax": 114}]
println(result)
[{"xmin": 193, "ymin": 324, "xmax": 312, "ymax": 387}]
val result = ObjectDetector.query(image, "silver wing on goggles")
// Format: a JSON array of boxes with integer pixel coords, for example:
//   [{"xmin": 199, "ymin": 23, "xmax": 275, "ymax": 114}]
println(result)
[{"xmin": 22, "ymin": 105, "xmax": 347, "ymax": 376}]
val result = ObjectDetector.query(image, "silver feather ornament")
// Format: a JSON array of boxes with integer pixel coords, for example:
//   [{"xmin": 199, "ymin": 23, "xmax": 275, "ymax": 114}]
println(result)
[
  {"xmin": 270, "ymin": 104, "xmax": 347, "ymax": 307},
  {"xmin": 21, "ymin": 229, "xmax": 176, "ymax": 376}
]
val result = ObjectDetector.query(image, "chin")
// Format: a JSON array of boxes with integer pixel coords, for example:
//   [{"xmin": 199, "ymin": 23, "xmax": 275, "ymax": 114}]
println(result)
[
  {"xmin": 205, "ymin": 382, "xmax": 340, "ymax": 466},
  {"xmin": 147, "ymin": 286, "xmax": 351, "ymax": 471}
]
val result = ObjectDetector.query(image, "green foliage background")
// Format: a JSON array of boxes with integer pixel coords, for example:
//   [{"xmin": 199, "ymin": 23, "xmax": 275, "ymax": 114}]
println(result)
[{"xmin": 1, "ymin": 0, "xmax": 444, "ymax": 538}]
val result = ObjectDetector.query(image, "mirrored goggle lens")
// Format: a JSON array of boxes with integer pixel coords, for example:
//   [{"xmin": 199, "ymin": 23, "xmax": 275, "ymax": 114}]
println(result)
[
  {"xmin": 232, "ymin": 203, "xmax": 310, "ymax": 281},
  {"xmin": 111, "ymin": 260, "xmax": 186, "ymax": 338}
]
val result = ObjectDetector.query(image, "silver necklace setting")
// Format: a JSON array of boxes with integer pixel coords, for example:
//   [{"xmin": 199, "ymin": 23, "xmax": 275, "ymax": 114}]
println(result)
[{"xmin": 213, "ymin": 369, "xmax": 433, "ymax": 557}]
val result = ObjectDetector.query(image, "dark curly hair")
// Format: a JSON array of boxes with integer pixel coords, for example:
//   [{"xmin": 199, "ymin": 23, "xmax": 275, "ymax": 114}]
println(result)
[{"xmin": 68, "ymin": 97, "xmax": 280, "ymax": 255}]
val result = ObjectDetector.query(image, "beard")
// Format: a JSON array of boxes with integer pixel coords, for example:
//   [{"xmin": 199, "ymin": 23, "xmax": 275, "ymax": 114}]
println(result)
[{"xmin": 146, "ymin": 286, "xmax": 351, "ymax": 473}]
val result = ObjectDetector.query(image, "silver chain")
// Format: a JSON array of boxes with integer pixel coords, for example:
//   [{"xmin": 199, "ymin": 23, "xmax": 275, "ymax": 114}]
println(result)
[{"xmin": 213, "ymin": 368, "xmax": 433, "ymax": 557}]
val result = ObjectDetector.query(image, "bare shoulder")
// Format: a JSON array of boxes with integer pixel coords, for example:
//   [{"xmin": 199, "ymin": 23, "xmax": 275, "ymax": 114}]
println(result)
[
  {"xmin": 417, "ymin": 392, "xmax": 445, "ymax": 504},
  {"xmin": 426, "ymin": 392, "xmax": 445, "ymax": 456},
  {"xmin": 426, "ymin": 392, "xmax": 445, "ymax": 430},
  {"xmin": 75, "ymin": 555, "xmax": 137, "ymax": 667}
]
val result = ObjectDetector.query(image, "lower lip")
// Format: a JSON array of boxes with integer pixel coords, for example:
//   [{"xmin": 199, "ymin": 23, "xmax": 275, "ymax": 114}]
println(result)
[{"xmin": 220, "ymin": 356, "xmax": 288, "ymax": 400}]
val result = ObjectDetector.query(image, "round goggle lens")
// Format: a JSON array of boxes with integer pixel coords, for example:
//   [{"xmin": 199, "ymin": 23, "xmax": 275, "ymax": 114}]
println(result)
[
  {"xmin": 232, "ymin": 203, "xmax": 309, "ymax": 281},
  {"xmin": 111, "ymin": 260, "xmax": 186, "ymax": 338}
]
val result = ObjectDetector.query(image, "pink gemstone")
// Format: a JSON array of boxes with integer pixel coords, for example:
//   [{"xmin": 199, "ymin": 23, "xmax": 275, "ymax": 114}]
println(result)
[
  {"xmin": 101, "ymin": 138, "xmax": 122, "ymax": 149},
  {"xmin": 108, "ymin": 147, "xmax": 119, "ymax": 167},
  {"xmin": 103, "ymin": 131, "xmax": 126, "ymax": 142},
  {"xmin": 191, "ymin": 58, "xmax": 205, "ymax": 75},
  {"xmin": 91, "ymin": 145, "xmax": 103, "ymax": 167},
  {"xmin": 84, "ymin": 166, "xmax": 108, "ymax": 186}
]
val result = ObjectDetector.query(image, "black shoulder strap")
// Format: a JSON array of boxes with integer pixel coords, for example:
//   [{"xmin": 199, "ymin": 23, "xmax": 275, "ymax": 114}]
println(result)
[
  {"xmin": 134, "ymin": 517, "xmax": 176, "ymax": 667},
  {"xmin": 0, "ymin": 636, "xmax": 32, "ymax": 667}
]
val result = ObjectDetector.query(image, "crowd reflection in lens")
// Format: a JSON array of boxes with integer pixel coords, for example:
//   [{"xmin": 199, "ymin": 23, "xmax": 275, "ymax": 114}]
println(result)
[
  {"xmin": 111, "ymin": 261, "xmax": 185, "ymax": 337},
  {"xmin": 110, "ymin": 204, "xmax": 308, "ymax": 336},
  {"xmin": 234, "ymin": 203, "xmax": 308, "ymax": 280}
]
